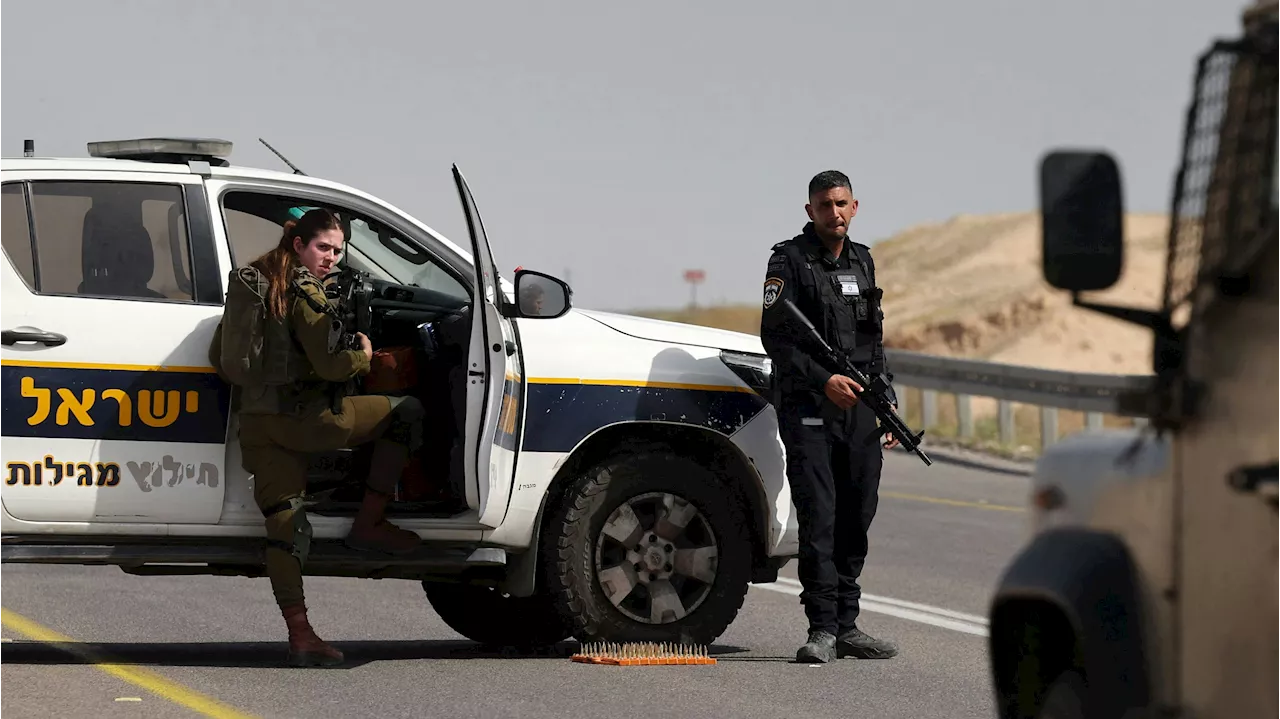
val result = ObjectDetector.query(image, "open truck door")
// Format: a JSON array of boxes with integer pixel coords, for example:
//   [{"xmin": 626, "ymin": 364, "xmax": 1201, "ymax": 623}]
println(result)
[{"xmin": 452, "ymin": 165, "xmax": 524, "ymax": 529}]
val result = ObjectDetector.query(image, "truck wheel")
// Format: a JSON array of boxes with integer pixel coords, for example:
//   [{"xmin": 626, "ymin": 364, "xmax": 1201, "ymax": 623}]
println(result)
[
  {"xmin": 1038, "ymin": 669, "xmax": 1086, "ymax": 719},
  {"xmin": 543, "ymin": 449, "xmax": 753, "ymax": 646},
  {"xmin": 422, "ymin": 582, "xmax": 573, "ymax": 649}
]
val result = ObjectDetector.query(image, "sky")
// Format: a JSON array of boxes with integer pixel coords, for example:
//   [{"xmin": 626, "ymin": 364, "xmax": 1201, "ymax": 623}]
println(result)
[{"xmin": 1, "ymin": 0, "xmax": 1249, "ymax": 311}]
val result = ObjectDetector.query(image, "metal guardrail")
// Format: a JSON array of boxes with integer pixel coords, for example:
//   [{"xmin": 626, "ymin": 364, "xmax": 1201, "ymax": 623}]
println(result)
[{"xmin": 883, "ymin": 349, "xmax": 1155, "ymax": 450}]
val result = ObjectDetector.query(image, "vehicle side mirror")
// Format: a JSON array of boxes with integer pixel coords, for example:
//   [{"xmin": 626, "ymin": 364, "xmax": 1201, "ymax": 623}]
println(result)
[
  {"xmin": 514, "ymin": 269, "xmax": 572, "ymax": 319},
  {"xmin": 1039, "ymin": 150, "xmax": 1125, "ymax": 292}
]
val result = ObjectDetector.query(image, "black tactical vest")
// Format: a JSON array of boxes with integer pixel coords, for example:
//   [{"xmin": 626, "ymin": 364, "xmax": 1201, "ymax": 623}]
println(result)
[{"xmin": 775, "ymin": 237, "xmax": 887, "ymax": 373}]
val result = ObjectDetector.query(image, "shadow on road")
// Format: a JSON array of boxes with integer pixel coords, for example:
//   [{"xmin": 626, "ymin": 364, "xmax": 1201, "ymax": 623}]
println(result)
[
  {"xmin": 714, "ymin": 654, "xmax": 880, "ymax": 665},
  {"xmin": 1, "ymin": 639, "xmax": 754, "ymax": 669}
]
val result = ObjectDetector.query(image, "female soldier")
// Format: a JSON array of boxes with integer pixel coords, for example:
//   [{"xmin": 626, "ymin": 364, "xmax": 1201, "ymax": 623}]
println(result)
[{"xmin": 211, "ymin": 208, "xmax": 425, "ymax": 667}]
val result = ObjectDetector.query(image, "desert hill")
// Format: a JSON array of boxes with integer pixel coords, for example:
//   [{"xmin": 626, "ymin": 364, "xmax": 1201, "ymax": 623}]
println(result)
[{"xmin": 631, "ymin": 211, "xmax": 1170, "ymax": 376}]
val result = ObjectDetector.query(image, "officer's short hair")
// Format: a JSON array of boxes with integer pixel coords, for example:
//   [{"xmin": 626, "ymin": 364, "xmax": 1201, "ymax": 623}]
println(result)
[{"xmin": 808, "ymin": 170, "xmax": 853, "ymax": 198}]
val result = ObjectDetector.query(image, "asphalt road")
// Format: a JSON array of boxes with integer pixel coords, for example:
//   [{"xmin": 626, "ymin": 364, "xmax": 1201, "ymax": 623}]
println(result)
[{"xmin": 1, "ymin": 450, "xmax": 1031, "ymax": 719}]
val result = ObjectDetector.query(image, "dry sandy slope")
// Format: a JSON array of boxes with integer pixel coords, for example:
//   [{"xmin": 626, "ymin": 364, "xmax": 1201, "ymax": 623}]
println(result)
[
  {"xmin": 631, "ymin": 211, "xmax": 1171, "ymax": 376},
  {"xmin": 875, "ymin": 211, "xmax": 1169, "ymax": 375}
]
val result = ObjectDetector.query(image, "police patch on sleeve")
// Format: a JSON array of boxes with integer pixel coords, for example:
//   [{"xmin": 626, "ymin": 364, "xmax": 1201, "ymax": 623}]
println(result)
[{"xmin": 763, "ymin": 277, "xmax": 784, "ymax": 309}]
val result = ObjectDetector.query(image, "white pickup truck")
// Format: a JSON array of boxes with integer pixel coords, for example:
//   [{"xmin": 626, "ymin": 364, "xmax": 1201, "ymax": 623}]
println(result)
[{"xmin": 0, "ymin": 137, "xmax": 799, "ymax": 648}]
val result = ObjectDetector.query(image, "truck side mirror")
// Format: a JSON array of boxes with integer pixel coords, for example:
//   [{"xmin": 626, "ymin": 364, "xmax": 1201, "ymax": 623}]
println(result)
[
  {"xmin": 514, "ymin": 269, "xmax": 573, "ymax": 319},
  {"xmin": 1039, "ymin": 150, "xmax": 1125, "ymax": 292}
]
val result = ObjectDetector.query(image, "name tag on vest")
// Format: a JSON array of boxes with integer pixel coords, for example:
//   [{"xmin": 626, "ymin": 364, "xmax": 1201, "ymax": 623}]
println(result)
[{"xmin": 836, "ymin": 274, "xmax": 860, "ymax": 296}]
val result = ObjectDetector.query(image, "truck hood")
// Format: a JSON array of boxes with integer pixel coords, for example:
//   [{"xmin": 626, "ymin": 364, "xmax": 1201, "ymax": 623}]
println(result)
[{"xmin": 574, "ymin": 309, "xmax": 766, "ymax": 354}]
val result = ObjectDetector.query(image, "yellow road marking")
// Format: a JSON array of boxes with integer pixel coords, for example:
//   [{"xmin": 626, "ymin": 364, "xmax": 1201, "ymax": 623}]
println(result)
[
  {"xmin": 1, "ymin": 608, "xmax": 259, "ymax": 719},
  {"xmin": 881, "ymin": 491, "xmax": 1025, "ymax": 513}
]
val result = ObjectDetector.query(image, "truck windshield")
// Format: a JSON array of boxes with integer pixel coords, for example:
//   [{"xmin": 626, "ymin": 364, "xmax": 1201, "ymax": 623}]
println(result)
[{"xmin": 344, "ymin": 216, "xmax": 469, "ymax": 301}]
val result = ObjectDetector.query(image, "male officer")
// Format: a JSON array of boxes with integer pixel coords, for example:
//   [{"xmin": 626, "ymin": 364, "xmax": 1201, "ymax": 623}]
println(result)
[{"xmin": 759, "ymin": 170, "xmax": 899, "ymax": 663}]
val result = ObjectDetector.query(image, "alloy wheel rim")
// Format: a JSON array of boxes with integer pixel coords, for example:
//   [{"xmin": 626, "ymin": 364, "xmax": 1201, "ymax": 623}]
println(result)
[{"xmin": 593, "ymin": 491, "xmax": 720, "ymax": 624}]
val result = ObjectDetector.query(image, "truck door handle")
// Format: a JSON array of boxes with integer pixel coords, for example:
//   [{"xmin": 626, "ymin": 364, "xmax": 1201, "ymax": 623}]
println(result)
[{"xmin": 2, "ymin": 328, "xmax": 68, "ymax": 347}]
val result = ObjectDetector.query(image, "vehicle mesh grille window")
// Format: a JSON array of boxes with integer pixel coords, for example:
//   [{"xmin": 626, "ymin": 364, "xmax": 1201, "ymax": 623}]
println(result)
[{"xmin": 1164, "ymin": 29, "xmax": 1278, "ymax": 325}]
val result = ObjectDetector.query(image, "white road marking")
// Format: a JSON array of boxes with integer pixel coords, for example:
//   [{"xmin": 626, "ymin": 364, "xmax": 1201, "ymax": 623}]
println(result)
[{"xmin": 753, "ymin": 577, "xmax": 990, "ymax": 637}]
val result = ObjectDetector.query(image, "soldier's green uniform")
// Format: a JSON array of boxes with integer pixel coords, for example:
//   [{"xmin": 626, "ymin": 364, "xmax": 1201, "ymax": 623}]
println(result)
[{"xmin": 210, "ymin": 265, "xmax": 424, "ymax": 615}]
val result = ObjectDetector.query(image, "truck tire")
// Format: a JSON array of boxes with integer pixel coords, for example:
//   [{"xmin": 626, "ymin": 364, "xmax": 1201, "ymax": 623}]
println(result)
[
  {"xmin": 543, "ymin": 448, "xmax": 753, "ymax": 646},
  {"xmin": 422, "ymin": 582, "xmax": 573, "ymax": 649}
]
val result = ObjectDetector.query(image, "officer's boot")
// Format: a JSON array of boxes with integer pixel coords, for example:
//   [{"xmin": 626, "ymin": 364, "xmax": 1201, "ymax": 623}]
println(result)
[
  {"xmin": 795, "ymin": 630, "xmax": 837, "ymax": 663},
  {"xmin": 836, "ymin": 625, "xmax": 898, "ymax": 659},
  {"xmin": 345, "ymin": 439, "xmax": 422, "ymax": 554},
  {"xmin": 346, "ymin": 489, "xmax": 422, "ymax": 555},
  {"xmin": 281, "ymin": 603, "xmax": 344, "ymax": 667}
]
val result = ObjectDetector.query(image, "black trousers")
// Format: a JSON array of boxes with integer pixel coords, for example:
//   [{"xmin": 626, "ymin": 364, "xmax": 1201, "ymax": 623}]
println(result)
[{"xmin": 779, "ymin": 400, "xmax": 883, "ymax": 635}]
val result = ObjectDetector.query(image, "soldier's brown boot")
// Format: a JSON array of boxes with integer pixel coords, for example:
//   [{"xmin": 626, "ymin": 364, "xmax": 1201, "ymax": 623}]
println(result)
[
  {"xmin": 281, "ymin": 603, "xmax": 344, "ymax": 667},
  {"xmin": 345, "ymin": 490, "xmax": 422, "ymax": 555}
]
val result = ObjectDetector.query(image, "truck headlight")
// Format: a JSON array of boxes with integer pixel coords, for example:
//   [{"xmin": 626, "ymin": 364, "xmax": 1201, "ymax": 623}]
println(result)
[{"xmin": 719, "ymin": 350, "xmax": 772, "ymax": 395}]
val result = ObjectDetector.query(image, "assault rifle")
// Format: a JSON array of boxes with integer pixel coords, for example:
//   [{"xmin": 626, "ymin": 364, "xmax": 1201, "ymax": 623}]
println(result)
[
  {"xmin": 318, "ymin": 266, "xmax": 374, "ymax": 413},
  {"xmin": 780, "ymin": 298, "xmax": 932, "ymax": 466},
  {"xmin": 323, "ymin": 266, "xmax": 374, "ymax": 351}
]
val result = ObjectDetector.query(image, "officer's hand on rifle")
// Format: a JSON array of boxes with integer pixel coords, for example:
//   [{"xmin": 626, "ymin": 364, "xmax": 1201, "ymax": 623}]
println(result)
[
  {"xmin": 824, "ymin": 375, "xmax": 862, "ymax": 410},
  {"xmin": 883, "ymin": 408, "xmax": 901, "ymax": 449},
  {"xmin": 356, "ymin": 332, "xmax": 373, "ymax": 362}
]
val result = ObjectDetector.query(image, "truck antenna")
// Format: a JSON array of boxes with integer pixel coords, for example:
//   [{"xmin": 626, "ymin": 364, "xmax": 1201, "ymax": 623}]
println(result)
[{"xmin": 258, "ymin": 137, "xmax": 306, "ymax": 175}]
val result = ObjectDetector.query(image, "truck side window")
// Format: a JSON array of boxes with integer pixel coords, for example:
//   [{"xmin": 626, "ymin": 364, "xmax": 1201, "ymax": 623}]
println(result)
[
  {"xmin": 223, "ymin": 206, "xmax": 288, "ymax": 269},
  {"xmin": 218, "ymin": 189, "xmax": 470, "ymax": 300},
  {"xmin": 1, "ymin": 183, "xmax": 36, "ymax": 290},
  {"xmin": 19, "ymin": 181, "xmax": 194, "ymax": 302}
]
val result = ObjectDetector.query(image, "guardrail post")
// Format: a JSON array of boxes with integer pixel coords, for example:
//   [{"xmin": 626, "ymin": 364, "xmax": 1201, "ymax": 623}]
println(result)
[
  {"xmin": 957, "ymin": 394, "xmax": 973, "ymax": 438},
  {"xmin": 1133, "ymin": 417, "xmax": 1150, "ymax": 428},
  {"xmin": 998, "ymin": 400, "xmax": 1015, "ymax": 446},
  {"xmin": 1086, "ymin": 412, "xmax": 1104, "ymax": 431},
  {"xmin": 922, "ymin": 390, "xmax": 937, "ymax": 430},
  {"xmin": 1041, "ymin": 407, "xmax": 1058, "ymax": 448},
  {"xmin": 895, "ymin": 384, "xmax": 907, "ymax": 418}
]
